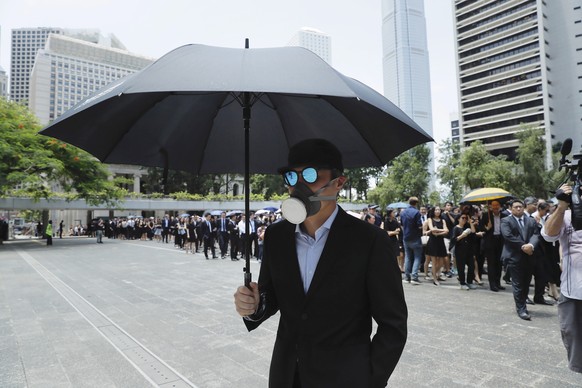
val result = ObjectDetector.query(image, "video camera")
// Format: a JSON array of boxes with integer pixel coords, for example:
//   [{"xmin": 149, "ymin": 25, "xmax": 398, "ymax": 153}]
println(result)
[{"xmin": 557, "ymin": 138, "xmax": 582, "ymax": 230}]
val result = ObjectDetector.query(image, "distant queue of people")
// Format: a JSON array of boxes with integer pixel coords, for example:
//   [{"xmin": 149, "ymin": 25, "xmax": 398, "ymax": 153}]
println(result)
[{"xmin": 102, "ymin": 212, "xmax": 280, "ymax": 261}]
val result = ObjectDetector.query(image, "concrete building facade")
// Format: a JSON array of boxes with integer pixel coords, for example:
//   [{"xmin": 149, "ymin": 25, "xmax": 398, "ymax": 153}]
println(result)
[
  {"xmin": 381, "ymin": 0, "xmax": 435, "ymax": 184},
  {"xmin": 287, "ymin": 27, "xmax": 332, "ymax": 64},
  {"xmin": 453, "ymin": 0, "xmax": 582, "ymax": 166}
]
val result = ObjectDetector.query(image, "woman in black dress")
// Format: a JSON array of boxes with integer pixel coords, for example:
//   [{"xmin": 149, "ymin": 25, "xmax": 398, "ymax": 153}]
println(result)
[
  {"xmin": 383, "ymin": 208, "xmax": 403, "ymax": 271},
  {"xmin": 426, "ymin": 206, "xmax": 449, "ymax": 285}
]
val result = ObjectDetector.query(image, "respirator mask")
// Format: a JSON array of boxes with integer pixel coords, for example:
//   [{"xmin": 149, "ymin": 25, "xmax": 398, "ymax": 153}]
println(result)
[{"xmin": 280, "ymin": 167, "xmax": 339, "ymax": 224}]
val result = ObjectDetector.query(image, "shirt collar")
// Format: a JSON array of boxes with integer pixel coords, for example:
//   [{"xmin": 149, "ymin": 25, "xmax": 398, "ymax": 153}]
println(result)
[{"xmin": 295, "ymin": 205, "xmax": 339, "ymax": 241}]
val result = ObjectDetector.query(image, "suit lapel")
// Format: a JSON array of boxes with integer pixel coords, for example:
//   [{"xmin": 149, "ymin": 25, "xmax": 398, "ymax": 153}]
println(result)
[
  {"xmin": 276, "ymin": 222, "xmax": 306, "ymax": 301},
  {"xmin": 304, "ymin": 208, "xmax": 349, "ymax": 304}
]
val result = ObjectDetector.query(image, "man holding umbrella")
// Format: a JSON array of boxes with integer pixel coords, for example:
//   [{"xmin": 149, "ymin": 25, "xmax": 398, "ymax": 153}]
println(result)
[{"xmin": 234, "ymin": 139, "xmax": 407, "ymax": 387}]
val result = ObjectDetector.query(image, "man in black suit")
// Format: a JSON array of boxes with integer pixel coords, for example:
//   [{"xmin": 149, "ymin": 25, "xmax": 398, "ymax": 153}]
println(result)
[
  {"xmin": 501, "ymin": 199, "xmax": 540, "ymax": 320},
  {"xmin": 161, "ymin": 214, "xmax": 170, "ymax": 243},
  {"xmin": 228, "ymin": 214, "xmax": 239, "ymax": 261},
  {"xmin": 481, "ymin": 200, "xmax": 508, "ymax": 292},
  {"xmin": 217, "ymin": 211, "xmax": 230, "ymax": 258},
  {"xmin": 234, "ymin": 139, "xmax": 407, "ymax": 387},
  {"xmin": 200, "ymin": 213, "xmax": 217, "ymax": 259}
]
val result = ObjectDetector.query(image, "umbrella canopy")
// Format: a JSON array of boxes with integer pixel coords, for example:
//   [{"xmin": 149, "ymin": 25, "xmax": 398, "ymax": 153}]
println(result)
[
  {"xmin": 387, "ymin": 201, "xmax": 409, "ymax": 209},
  {"xmin": 226, "ymin": 210, "xmax": 242, "ymax": 217},
  {"xmin": 179, "ymin": 213, "xmax": 191, "ymax": 218},
  {"xmin": 255, "ymin": 209, "xmax": 271, "ymax": 216},
  {"xmin": 40, "ymin": 44, "xmax": 431, "ymax": 174},
  {"xmin": 460, "ymin": 188, "xmax": 512, "ymax": 204},
  {"xmin": 262, "ymin": 206, "xmax": 279, "ymax": 213},
  {"xmin": 39, "ymin": 43, "xmax": 432, "ymax": 285}
]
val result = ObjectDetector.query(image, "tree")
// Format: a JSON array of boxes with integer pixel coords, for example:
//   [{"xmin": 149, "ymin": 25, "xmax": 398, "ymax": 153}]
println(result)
[
  {"xmin": 250, "ymin": 174, "xmax": 287, "ymax": 199},
  {"xmin": 0, "ymin": 99, "xmax": 123, "ymax": 205},
  {"xmin": 368, "ymin": 144, "xmax": 431, "ymax": 206},
  {"xmin": 141, "ymin": 168, "xmax": 215, "ymax": 195},
  {"xmin": 344, "ymin": 167, "xmax": 383, "ymax": 200},
  {"xmin": 436, "ymin": 138, "xmax": 463, "ymax": 204},
  {"xmin": 457, "ymin": 141, "xmax": 513, "ymax": 190},
  {"xmin": 512, "ymin": 126, "xmax": 550, "ymax": 199}
]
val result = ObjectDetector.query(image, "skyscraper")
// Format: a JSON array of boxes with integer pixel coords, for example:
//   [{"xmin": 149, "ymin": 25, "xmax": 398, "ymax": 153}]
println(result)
[
  {"xmin": 453, "ymin": 0, "xmax": 582, "ymax": 166},
  {"xmin": 28, "ymin": 31, "xmax": 152, "ymax": 123},
  {"xmin": 10, "ymin": 27, "xmax": 65, "ymax": 103},
  {"xmin": 0, "ymin": 26, "xmax": 7, "ymax": 98},
  {"xmin": 381, "ymin": 0, "xmax": 434, "ymax": 180},
  {"xmin": 287, "ymin": 27, "xmax": 332, "ymax": 64}
]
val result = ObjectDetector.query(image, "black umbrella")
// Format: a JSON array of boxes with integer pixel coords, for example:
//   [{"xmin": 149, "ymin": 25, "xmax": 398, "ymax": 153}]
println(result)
[{"xmin": 40, "ymin": 41, "xmax": 432, "ymax": 285}]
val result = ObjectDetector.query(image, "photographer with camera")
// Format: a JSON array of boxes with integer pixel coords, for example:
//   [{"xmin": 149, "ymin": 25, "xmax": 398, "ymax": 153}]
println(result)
[{"xmin": 541, "ymin": 183, "xmax": 582, "ymax": 373}]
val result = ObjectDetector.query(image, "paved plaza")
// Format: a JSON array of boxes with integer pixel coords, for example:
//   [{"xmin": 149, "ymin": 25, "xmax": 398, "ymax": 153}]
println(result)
[{"xmin": 0, "ymin": 237, "xmax": 580, "ymax": 387}]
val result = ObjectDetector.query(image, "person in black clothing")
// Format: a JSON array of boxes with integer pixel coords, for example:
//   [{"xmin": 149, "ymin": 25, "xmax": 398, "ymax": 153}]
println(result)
[
  {"xmin": 0, "ymin": 218, "xmax": 8, "ymax": 244},
  {"xmin": 201, "ymin": 213, "xmax": 217, "ymax": 259},
  {"xmin": 452, "ymin": 214, "xmax": 477, "ymax": 290},
  {"xmin": 383, "ymin": 208, "xmax": 402, "ymax": 270},
  {"xmin": 217, "ymin": 212, "xmax": 230, "ymax": 258},
  {"xmin": 228, "ymin": 214, "xmax": 240, "ymax": 261}
]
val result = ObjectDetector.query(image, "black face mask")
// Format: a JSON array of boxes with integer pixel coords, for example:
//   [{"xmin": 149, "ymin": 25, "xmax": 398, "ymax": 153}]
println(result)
[{"xmin": 280, "ymin": 180, "xmax": 338, "ymax": 224}]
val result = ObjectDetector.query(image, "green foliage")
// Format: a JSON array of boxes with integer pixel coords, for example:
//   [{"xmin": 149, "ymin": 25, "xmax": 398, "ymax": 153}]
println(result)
[
  {"xmin": 250, "ymin": 174, "xmax": 287, "ymax": 200},
  {"xmin": 0, "ymin": 99, "xmax": 123, "ymax": 206},
  {"xmin": 436, "ymin": 138, "xmax": 463, "ymax": 204},
  {"xmin": 456, "ymin": 141, "xmax": 513, "ymax": 190},
  {"xmin": 368, "ymin": 144, "xmax": 431, "ymax": 206},
  {"xmin": 344, "ymin": 167, "xmax": 383, "ymax": 200},
  {"xmin": 511, "ymin": 126, "xmax": 550, "ymax": 199},
  {"xmin": 141, "ymin": 167, "xmax": 215, "ymax": 195}
]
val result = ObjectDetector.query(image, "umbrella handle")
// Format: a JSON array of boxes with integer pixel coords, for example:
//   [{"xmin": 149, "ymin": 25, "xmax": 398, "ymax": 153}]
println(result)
[{"xmin": 244, "ymin": 270, "xmax": 252, "ymax": 288}]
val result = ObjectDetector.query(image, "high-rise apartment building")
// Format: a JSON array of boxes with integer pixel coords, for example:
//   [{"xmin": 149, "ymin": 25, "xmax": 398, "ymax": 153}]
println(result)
[
  {"xmin": 10, "ymin": 27, "xmax": 65, "ymax": 103},
  {"xmin": 28, "ymin": 32, "xmax": 153, "ymax": 123},
  {"xmin": 0, "ymin": 65, "xmax": 7, "ymax": 98},
  {"xmin": 288, "ymin": 27, "xmax": 332, "ymax": 64},
  {"xmin": 381, "ymin": 0, "xmax": 434, "ymax": 182},
  {"xmin": 453, "ymin": 0, "xmax": 582, "ymax": 166}
]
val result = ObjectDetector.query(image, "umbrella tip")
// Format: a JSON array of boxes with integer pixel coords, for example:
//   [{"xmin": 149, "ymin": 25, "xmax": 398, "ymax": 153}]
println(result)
[{"xmin": 245, "ymin": 38, "xmax": 249, "ymax": 49}]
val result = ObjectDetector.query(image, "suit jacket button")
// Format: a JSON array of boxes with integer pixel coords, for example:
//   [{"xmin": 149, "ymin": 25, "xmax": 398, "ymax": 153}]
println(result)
[{"xmin": 301, "ymin": 313, "xmax": 308, "ymax": 320}]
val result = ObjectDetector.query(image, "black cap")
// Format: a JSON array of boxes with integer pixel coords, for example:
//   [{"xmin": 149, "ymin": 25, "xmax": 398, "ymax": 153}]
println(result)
[
  {"xmin": 278, "ymin": 138, "xmax": 343, "ymax": 173},
  {"xmin": 368, "ymin": 204, "xmax": 379, "ymax": 209}
]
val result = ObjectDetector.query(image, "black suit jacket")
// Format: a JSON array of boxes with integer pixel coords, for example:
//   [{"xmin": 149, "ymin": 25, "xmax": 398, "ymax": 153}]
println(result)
[
  {"xmin": 244, "ymin": 207, "xmax": 408, "ymax": 388},
  {"xmin": 480, "ymin": 211, "xmax": 508, "ymax": 240},
  {"xmin": 500, "ymin": 215, "xmax": 539, "ymax": 263},
  {"xmin": 200, "ymin": 220, "xmax": 216, "ymax": 239}
]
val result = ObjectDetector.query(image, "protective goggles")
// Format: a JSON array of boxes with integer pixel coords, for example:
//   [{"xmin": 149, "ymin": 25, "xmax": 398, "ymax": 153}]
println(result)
[{"xmin": 282, "ymin": 167, "xmax": 320, "ymax": 187}]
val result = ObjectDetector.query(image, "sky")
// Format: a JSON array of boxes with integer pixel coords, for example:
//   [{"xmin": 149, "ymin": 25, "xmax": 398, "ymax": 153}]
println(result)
[{"xmin": 0, "ymin": 0, "xmax": 458, "ymax": 146}]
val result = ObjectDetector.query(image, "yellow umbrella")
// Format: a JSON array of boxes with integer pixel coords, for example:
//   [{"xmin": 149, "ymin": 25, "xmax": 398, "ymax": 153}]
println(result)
[{"xmin": 460, "ymin": 188, "xmax": 512, "ymax": 204}]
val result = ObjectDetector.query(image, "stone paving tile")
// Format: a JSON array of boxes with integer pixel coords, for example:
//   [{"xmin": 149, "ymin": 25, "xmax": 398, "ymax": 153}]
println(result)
[{"xmin": 2, "ymin": 238, "xmax": 581, "ymax": 387}]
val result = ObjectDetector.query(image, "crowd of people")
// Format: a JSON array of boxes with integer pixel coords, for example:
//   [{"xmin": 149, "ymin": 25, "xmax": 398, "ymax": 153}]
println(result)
[
  {"xmin": 361, "ymin": 198, "xmax": 561, "ymax": 301},
  {"xmin": 100, "ymin": 212, "xmax": 278, "ymax": 261}
]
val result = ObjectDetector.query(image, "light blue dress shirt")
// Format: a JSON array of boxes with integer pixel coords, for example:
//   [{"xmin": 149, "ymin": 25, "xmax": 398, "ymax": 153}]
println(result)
[{"xmin": 295, "ymin": 205, "xmax": 339, "ymax": 293}]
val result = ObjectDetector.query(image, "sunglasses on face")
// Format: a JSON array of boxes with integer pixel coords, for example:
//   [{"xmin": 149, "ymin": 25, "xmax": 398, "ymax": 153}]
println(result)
[{"xmin": 283, "ymin": 167, "xmax": 322, "ymax": 186}]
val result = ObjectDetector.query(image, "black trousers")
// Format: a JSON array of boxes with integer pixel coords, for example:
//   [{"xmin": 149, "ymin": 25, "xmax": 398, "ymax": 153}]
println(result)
[
  {"xmin": 230, "ymin": 234, "xmax": 239, "ymax": 259},
  {"xmin": 507, "ymin": 256, "xmax": 534, "ymax": 312},
  {"xmin": 203, "ymin": 236, "xmax": 215, "ymax": 257},
  {"xmin": 485, "ymin": 235, "xmax": 504, "ymax": 288},
  {"xmin": 218, "ymin": 231, "xmax": 229, "ymax": 256},
  {"xmin": 455, "ymin": 245, "xmax": 474, "ymax": 285}
]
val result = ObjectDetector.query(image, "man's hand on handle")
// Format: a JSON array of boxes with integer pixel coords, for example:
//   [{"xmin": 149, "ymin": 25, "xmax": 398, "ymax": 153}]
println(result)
[{"xmin": 234, "ymin": 282, "xmax": 260, "ymax": 317}]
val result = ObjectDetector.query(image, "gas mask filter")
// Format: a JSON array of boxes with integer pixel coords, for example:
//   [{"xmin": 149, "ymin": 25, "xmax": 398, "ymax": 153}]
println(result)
[{"xmin": 281, "ymin": 181, "xmax": 338, "ymax": 224}]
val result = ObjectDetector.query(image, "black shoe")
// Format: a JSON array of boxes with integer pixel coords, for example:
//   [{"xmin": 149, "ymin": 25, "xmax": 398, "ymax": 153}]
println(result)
[
  {"xmin": 497, "ymin": 285, "xmax": 506, "ymax": 290},
  {"xmin": 518, "ymin": 310, "xmax": 531, "ymax": 321},
  {"xmin": 534, "ymin": 298, "xmax": 555, "ymax": 306},
  {"xmin": 205, "ymin": 256, "xmax": 209, "ymax": 260},
  {"xmin": 490, "ymin": 287, "xmax": 499, "ymax": 292},
  {"xmin": 213, "ymin": 256, "xmax": 218, "ymax": 259},
  {"xmin": 526, "ymin": 298, "xmax": 534, "ymax": 305}
]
